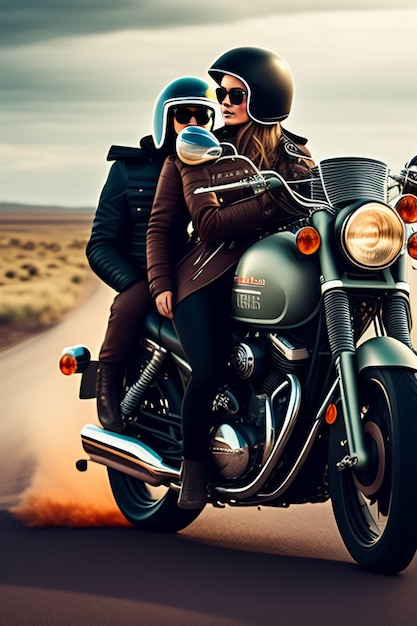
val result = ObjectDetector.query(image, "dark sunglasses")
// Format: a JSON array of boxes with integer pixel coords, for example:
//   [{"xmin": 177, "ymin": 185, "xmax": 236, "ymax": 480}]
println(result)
[
  {"xmin": 173, "ymin": 107, "xmax": 214, "ymax": 125},
  {"xmin": 216, "ymin": 87, "xmax": 247, "ymax": 105}
]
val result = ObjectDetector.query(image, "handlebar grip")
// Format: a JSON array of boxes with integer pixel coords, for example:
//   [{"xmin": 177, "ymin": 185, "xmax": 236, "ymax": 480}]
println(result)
[{"xmin": 265, "ymin": 176, "xmax": 284, "ymax": 192}]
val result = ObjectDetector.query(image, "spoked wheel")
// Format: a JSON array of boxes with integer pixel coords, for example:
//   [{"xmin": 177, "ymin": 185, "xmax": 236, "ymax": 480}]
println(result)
[
  {"xmin": 329, "ymin": 368, "xmax": 417, "ymax": 574},
  {"xmin": 108, "ymin": 361, "xmax": 204, "ymax": 532}
]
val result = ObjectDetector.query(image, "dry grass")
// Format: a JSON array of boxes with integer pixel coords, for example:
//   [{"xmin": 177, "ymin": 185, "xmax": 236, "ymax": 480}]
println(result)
[{"xmin": 0, "ymin": 214, "xmax": 96, "ymax": 350}]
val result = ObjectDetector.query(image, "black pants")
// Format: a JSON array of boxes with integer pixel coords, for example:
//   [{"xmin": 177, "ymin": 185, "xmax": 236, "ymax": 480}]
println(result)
[
  {"xmin": 173, "ymin": 270, "xmax": 234, "ymax": 461},
  {"xmin": 99, "ymin": 279, "xmax": 151, "ymax": 364}
]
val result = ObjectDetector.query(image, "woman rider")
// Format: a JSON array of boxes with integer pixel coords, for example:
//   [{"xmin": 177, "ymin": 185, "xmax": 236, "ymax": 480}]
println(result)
[{"xmin": 146, "ymin": 47, "xmax": 315, "ymax": 508}]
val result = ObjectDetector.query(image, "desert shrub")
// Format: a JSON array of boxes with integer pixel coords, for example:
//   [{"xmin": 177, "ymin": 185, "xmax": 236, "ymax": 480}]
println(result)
[
  {"xmin": 0, "ymin": 219, "xmax": 94, "ymax": 343},
  {"xmin": 20, "ymin": 263, "xmax": 39, "ymax": 276},
  {"xmin": 68, "ymin": 239, "xmax": 86, "ymax": 249}
]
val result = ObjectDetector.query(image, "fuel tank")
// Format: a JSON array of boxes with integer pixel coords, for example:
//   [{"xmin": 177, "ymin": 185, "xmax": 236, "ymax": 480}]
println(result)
[{"xmin": 231, "ymin": 231, "xmax": 321, "ymax": 327}]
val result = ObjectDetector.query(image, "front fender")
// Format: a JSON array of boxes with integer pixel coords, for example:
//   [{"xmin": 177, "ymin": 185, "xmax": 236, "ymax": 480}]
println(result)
[{"xmin": 357, "ymin": 336, "xmax": 417, "ymax": 373}]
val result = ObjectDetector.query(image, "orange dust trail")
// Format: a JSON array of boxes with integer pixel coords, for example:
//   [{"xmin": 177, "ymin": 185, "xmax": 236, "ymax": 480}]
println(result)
[
  {"xmin": 0, "ymin": 283, "xmax": 133, "ymax": 528},
  {"xmin": 10, "ymin": 494, "xmax": 131, "ymax": 527},
  {"xmin": 5, "ymin": 362, "xmax": 132, "ymax": 527},
  {"xmin": 8, "ymin": 424, "xmax": 132, "ymax": 527},
  {"xmin": 6, "ymin": 370, "xmax": 132, "ymax": 527}
]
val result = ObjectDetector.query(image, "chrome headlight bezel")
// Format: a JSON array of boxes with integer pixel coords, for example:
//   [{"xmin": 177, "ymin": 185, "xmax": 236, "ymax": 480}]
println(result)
[{"xmin": 339, "ymin": 202, "xmax": 405, "ymax": 270}]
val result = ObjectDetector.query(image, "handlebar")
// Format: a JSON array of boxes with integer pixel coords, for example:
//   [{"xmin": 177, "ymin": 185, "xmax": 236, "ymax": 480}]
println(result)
[
  {"xmin": 182, "ymin": 127, "xmax": 416, "ymax": 216},
  {"xmin": 194, "ymin": 169, "xmax": 333, "ymax": 217}
]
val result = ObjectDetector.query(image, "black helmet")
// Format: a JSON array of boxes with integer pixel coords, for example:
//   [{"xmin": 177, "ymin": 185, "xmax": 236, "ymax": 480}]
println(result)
[
  {"xmin": 152, "ymin": 76, "xmax": 217, "ymax": 149},
  {"xmin": 208, "ymin": 46, "xmax": 293, "ymax": 125}
]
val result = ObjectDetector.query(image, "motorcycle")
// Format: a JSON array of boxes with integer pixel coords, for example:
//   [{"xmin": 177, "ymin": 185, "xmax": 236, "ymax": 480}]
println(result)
[{"xmin": 60, "ymin": 128, "xmax": 417, "ymax": 574}]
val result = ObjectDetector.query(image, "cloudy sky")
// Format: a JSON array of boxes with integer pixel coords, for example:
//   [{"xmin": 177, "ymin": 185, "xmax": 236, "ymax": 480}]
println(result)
[{"xmin": 1, "ymin": 0, "xmax": 416, "ymax": 207}]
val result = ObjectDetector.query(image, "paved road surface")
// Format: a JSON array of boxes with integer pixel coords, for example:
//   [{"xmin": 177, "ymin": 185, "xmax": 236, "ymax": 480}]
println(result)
[{"xmin": 1, "ymin": 272, "xmax": 417, "ymax": 625}]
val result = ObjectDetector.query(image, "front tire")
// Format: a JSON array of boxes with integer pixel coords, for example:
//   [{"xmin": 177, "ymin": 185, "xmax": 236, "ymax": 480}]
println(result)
[
  {"xmin": 329, "ymin": 368, "xmax": 417, "ymax": 574},
  {"xmin": 108, "ymin": 358, "xmax": 203, "ymax": 532}
]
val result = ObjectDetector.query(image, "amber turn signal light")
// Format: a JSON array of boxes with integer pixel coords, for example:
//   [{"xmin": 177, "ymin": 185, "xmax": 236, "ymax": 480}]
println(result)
[
  {"xmin": 408, "ymin": 232, "xmax": 417, "ymax": 260},
  {"xmin": 325, "ymin": 403, "xmax": 338, "ymax": 425},
  {"xmin": 296, "ymin": 226, "xmax": 321, "ymax": 255},
  {"xmin": 395, "ymin": 195, "xmax": 417, "ymax": 224},
  {"xmin": 59, "ymin": 344, "xmax": 91, "ymax": 375},
  {"xmin": 59, "ymin": 353, "xmax": 78, "ymax": 375}
]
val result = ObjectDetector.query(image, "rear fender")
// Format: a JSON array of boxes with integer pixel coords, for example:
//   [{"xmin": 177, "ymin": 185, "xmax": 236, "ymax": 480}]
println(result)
[{"xmin": 80, "ymin": 361, "xmax": 99, "ymax": 399}]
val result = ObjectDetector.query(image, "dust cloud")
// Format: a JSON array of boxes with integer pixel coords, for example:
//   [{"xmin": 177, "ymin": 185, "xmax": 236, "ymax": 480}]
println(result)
[{"xmin": 1, "ymin": 283, "xmax": 130, "ymax": 527}]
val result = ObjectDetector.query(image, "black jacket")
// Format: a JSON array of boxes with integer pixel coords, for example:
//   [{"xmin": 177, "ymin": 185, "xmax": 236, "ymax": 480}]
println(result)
[{"xmin": 86, "ymin": 136, "xmax": 165, "ymax": 292}]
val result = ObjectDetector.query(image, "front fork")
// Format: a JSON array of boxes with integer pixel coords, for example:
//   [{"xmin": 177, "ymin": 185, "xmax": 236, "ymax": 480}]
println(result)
[
  {"xmin": 323, "ymin": 284, "xmax": 415, "ymax": 471},
  {"xmin": 314, "ymin": 210, "xmax": 368, "ymax": 469},
  {"xmin": 323, "ymin": 287, "xmax": 367, "ymax": 469}
]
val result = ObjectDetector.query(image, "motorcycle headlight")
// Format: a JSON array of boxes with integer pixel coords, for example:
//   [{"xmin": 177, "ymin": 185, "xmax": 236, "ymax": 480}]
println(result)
[{"xmin": 341, "ymin": 202, "xmax": 405, "ymax": 269}]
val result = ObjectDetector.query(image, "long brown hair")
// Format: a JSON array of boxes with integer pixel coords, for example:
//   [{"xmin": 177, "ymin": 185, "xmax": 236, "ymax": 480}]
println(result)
[{"xmin": 234, "ymin": 121, "xmax": 281, "ymax": 170}]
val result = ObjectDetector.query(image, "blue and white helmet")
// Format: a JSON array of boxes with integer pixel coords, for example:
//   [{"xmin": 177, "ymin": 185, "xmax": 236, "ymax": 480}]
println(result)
[{"xmin": 152, "ymin": 76, "xmax": 217, "ymax": 149}]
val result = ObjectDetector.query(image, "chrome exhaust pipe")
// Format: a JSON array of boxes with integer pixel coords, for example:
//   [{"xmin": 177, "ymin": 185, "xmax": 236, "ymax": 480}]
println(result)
[{"xmin": 80, "ymin": 424, "xmax": 180, "ymax": 486}]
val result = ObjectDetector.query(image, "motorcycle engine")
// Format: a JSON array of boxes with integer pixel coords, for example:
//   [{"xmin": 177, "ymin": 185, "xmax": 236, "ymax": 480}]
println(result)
[
  {"xmin": 231, "ymin": 333, "xmax": 310, "ymax": 393},
  {"xmin": 209, "ymin": 380, "xmax": 270, "ymax": 480},
  {"xmin": 209, "ymin": 423, "xmax": 250, "ymax": 480},
  {"xmin": 209, "ymin": 334, "xmax": 310, "ymax": 480},
  {"xmin": 230, "ymin": 339, "xmax": 266, "ymax": 380}
]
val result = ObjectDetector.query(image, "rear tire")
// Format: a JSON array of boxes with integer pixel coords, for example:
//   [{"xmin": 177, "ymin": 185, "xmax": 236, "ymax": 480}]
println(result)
[
  {"xmin": 108, "ymin": 358, "xmax": 203, "ymax": 532},
  {"xmin": 329, "ymin": 368, "xmax": 417, "ymax": 574},
  {"xmin": 108, "ymin": 470, "xmax": 202, "ymax": 532}
]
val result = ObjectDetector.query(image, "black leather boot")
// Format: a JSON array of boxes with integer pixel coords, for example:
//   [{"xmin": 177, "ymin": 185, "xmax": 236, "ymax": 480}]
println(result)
[
  {"xmin": 177, "ymin": 458, "xmax": 207, "ymax": 509},
  {"xmin": 96, "ymin": 362, "xmax": 125, "ymax": 433}
]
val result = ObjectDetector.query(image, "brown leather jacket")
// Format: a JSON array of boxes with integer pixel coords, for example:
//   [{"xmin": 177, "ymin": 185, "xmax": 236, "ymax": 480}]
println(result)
[{"xmin": 146, "ymin": 131, "xmax": 314, "ymax": 306}]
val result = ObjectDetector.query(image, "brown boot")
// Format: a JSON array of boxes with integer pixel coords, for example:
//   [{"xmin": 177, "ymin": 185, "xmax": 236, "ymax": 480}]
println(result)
[
  {"xmin": 96, "ymin": 362, "xmax": 125, "ymax": 433},
  {"xmin": 177, "ymin": 459, "xmax": 207, "ymax": 509}
]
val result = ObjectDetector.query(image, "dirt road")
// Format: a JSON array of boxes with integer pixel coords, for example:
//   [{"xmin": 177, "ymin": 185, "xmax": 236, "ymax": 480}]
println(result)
[{"xmin": 1, "ymin": 273, "xmax": 417, "ymax": 624}]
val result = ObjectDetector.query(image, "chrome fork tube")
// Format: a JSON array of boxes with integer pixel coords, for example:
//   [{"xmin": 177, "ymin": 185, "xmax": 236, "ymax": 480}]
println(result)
[{"xmin": 323, "ymin": 286, "xmax": 367, "ymax": 469}]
